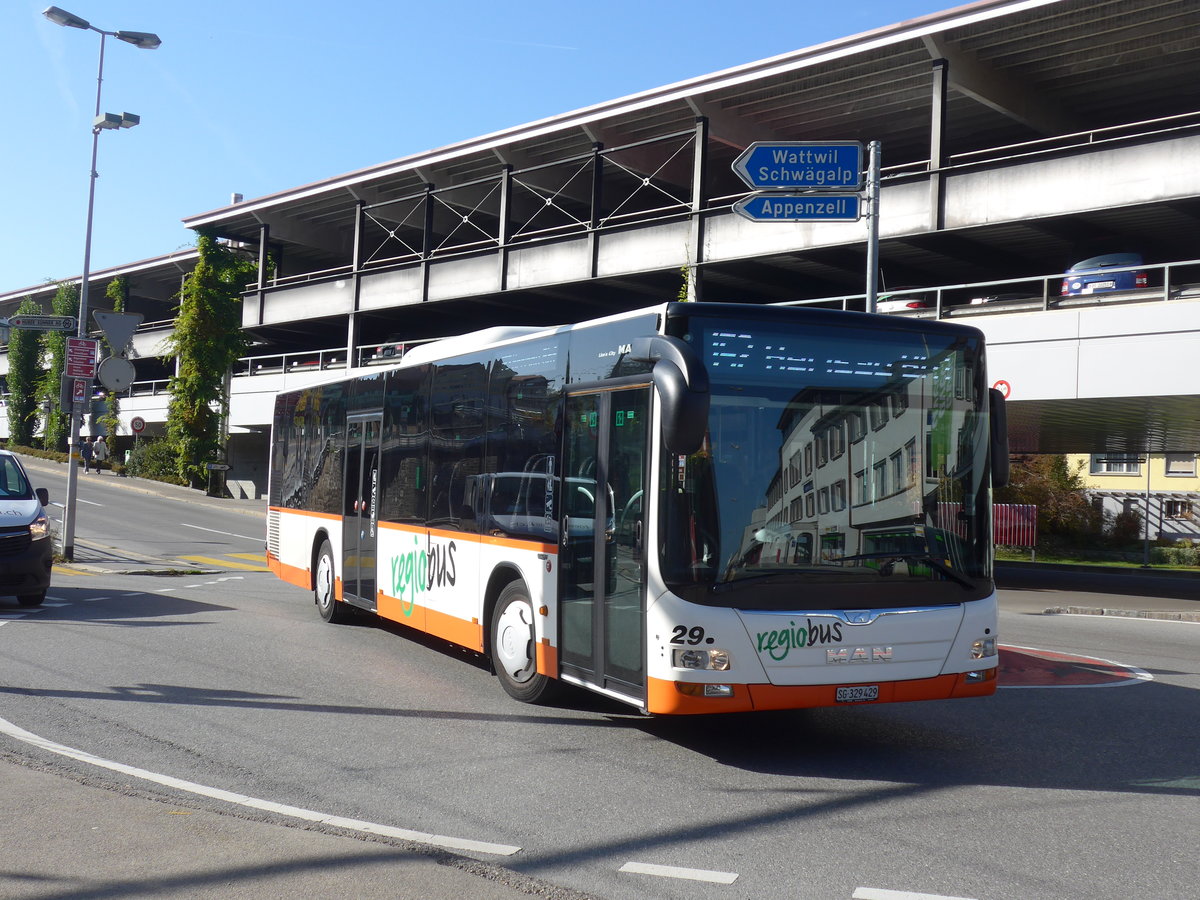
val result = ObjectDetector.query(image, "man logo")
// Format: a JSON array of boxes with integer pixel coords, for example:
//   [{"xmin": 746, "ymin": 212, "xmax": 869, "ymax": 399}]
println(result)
[{"xmin": 827, "ymin": 646, "xmax": 894, "ymax": 664}]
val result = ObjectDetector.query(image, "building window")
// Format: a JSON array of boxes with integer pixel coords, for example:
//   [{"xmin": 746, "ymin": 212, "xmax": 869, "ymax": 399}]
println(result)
[
  {"xmin": 1090, "ymin": 453, "xmax": 1141, "ymax": 475},
  {"xmin": 832, "ymin": 480, "xmax": 847, "ymax": 512},
  {"xmin": 847, "ymin": 412, "xmax": 866, "ymax": 443},
  {"xmin": 1165, "ymin": 500, "xmax": 1193, "ymax": 519},
  {"xmin": 869, "ymin": 401, "xmax": 888, "ymax": 431},
  {"xmin": 1165, "ymin": 454, "xmax": 1196, "ymax": 477}
]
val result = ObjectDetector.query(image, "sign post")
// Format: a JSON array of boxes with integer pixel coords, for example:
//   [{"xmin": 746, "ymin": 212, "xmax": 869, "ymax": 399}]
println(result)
[{"xmin": 730, "ymin": 138, "xmax": 881, "ymax": 312}]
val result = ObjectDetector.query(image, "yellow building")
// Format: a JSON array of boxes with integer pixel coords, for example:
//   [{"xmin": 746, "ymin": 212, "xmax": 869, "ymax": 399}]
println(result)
[{"xmin": 1068, "ymin": 453, "xmax": 1199, "ymax": 542}]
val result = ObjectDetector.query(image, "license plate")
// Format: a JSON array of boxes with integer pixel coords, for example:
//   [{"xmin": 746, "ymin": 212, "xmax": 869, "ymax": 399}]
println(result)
[
  {"xmin": 836, "ymin": 685, "xmax": 879, "ymax": 703},
  {"xmin": 1083, "ymin": 281, "xmax": 1115, "ymax": 293}
]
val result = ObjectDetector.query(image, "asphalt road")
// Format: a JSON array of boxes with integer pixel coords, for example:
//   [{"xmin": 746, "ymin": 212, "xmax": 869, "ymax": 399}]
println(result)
[{"xmin": 2, "ymin": 458, "xmax": 1197, "ymax": 900}]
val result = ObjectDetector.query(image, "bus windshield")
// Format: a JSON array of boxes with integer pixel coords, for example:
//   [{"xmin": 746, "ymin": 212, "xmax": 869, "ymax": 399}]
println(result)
[{"xmin": 660, "ymin": 314, "xmax": 992, "ymax": 606}]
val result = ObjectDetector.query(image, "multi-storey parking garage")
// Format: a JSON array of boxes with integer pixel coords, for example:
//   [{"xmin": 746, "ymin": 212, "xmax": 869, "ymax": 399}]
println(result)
[{"xmin": 2, "ymin": 0, "xmax": 1199, "ymax": 499}]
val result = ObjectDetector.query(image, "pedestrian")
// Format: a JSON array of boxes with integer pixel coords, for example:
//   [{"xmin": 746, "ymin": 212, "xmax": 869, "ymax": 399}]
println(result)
[
  {"xmin": 80, "ymin": 437, "xmax": 95, "ymax": 474},
  {"xmin": 93, "ymin": 435, "xmax": 109, "ymax": 473}
]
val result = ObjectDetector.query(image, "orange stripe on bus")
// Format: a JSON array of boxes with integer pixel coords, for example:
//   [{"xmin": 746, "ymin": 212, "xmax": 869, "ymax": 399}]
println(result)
[
  {"xmin": 376, "ymin": 520, "xmax": 556, "ymax": 554},
  {"xmin": 378, "ymin": 592, "xmax": 426, "ymax": 633},
  {"xmin": 375, "ymin": 595, "xmax": 484, "ymax": 653},
  {"xmin": 268, "ymin": 554, "xmax": 311, "ymax": 590},
  {"xmin": 269, "ymin": 507, "xmax": 342, "ymax": 522},
  {"xmin": 426, "ymin": 607, "xmax": 484, "ymax": 653},
  {"xmin": 480, "ymin": 534, "xmax": 558, "ymax": 555},
  {"xmin": 646, "ymin": 672, "xmax": 997, "ymax": 715},
  {"xmin": 536, "ymin": 638, "xmax": 558, "ymax": 677}
]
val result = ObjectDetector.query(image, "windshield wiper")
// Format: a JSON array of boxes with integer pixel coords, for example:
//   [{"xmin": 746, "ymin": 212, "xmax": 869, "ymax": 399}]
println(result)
[{"xmin": 837, "ymin": 553, "xmax": 975, "ymax": 590}]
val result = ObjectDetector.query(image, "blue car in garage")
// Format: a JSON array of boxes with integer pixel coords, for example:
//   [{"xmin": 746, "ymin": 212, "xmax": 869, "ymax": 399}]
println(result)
[{"xmin": 1060, "ymin": 252, "xmax": 1148, "ymax": 296}]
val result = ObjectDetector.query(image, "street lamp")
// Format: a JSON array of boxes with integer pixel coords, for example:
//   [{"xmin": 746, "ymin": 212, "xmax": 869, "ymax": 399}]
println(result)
[{"xmin": 43, "ymin": 6, "xmax": 160, "ymax": 561}]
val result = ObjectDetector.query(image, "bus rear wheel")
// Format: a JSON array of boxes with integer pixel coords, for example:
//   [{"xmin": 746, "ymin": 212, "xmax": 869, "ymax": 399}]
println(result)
[
  {"xmin": 491, "ymin": 581, "xmax": 559, "ymax": 703},
  {"xmin": 314, "ymin": 540, "xmax": 349, "ymax": 624}
]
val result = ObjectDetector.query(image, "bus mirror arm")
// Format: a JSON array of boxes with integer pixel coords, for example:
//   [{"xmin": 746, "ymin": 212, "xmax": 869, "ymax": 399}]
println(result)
[
  {"xmin": 630, "ymin": 336, "xmax": 710, "ymax": 455},
  {"xmin": 989, "ymin": 388, "xmax": 1010, "ymax": 488}
]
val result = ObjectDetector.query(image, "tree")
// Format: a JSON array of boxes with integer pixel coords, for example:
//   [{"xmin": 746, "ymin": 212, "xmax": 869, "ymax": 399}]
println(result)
[
  {"xmin": 96, "ymin": 276, "xmax": 127, "ymax": 440},
  {"xmin": 36, "ymin": 282, "xmax": 79, "ymax": 452},
  {"xmin": 995, "ymin": 454, "xmax": 1102, "ymax": 537},
  {"xmin": 165, "ymin": 233, "xmax": 256, "ymax": 489},
  {"xmin": 6, "ymin": 297, "xmax": 45, "ymax": 447}
]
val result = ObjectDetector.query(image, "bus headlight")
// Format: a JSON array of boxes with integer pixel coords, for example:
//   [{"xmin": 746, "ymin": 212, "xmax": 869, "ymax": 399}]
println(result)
[
  {"xmin": 29, "ymin": 512, "xmax": 50, "ymax": 542},
  {"xmin": 971, "ymin": 637, "xmax": 997, "ymax": 659},
  {"xmin": 673, "ymin": 648, "xmax": 731, "ymax": 671}
]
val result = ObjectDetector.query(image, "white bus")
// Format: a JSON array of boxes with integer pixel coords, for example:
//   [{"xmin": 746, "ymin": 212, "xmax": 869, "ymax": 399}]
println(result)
[{"xmin": 267, "ymin": 302, "xmax": 1008, "ymax": 714}]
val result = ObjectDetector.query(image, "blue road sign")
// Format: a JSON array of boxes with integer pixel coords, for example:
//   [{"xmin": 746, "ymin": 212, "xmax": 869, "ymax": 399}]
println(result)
[
  {"xmin": 733, "ymin": 193, "xmax": 861, "ymax": 222},
  {"xmin": 732, "ymin": 141, "xmax": 863, "ymax": 191}
]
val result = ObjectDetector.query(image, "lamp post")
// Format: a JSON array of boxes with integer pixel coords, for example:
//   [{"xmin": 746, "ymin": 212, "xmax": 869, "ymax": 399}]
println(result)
[{"xmin": 43, "ymin": 6, "xmax": 160, "ymax": 561}]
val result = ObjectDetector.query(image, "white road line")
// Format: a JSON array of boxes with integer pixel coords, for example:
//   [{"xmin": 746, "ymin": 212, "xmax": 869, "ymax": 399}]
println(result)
[
  {"xmin": 180, "ymin": 523, "xmax": 263, "ymax": 542},
  {"xmin": 853, "ymin": 888, "xmax": 977, "ymax": 900},
  {"xmin": 619, "ymin": 861, "xmax": 738, "ymax": 884},
  {"xmin": 0, "ymin": 715, "xmax": 520, "ymax": 857}
]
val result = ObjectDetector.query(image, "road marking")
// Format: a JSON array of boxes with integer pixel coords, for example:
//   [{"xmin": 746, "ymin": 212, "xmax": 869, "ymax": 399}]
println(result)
[
  {"xmin": 618, "ymin": 862, "xmax": 738, "ymax": 884},
  {"xmin": 52, "ymin": 565, "xmax": 96, "ymax": 577},
  {"xmin": 0, "ymin": 714, "xmax": 521, "ymax": 857},
  {"xmin": 854, "ymin": 889, "xmax": 978, "ymax": 900},
  {"xmin": 998, "ymin": 643, "xmax": 1153, "ymax": 689},
  {"xmin": 229, "ymin": 553, "xmax": 267, "ymax": 563},
  {"xmin": 178, "ymin": 555, "xmax": 268, "ymax": 571},
  {"xmin": 180, "ymin": 523, "xmax": 263, "ymax": 542}
]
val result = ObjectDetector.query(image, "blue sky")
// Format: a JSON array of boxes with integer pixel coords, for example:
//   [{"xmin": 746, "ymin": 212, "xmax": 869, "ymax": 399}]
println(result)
[{"xmin": 2, "ymin": 0, "xmax": 957, "ymax": 293}]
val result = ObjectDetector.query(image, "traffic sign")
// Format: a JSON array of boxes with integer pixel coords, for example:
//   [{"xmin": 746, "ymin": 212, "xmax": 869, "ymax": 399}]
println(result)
[
  {"xmin": 66, "ymin": 338, "xmax": 99, "ymax": 379},
  {"xmin": 130, "ymin": 416, "xmax": 146, "ymax": 434},
  {"xmin": 733, "ymin": 193, "xmax": 861, "ymax": 222},
  {"xmin": 97, "ymin": 356, "xmax": 136, "ymax": 392},
  {"xmin": 206, "ymin": 462, "xmax": 231, "ymax": 471},
  {"xmin": 3, "ymin": 315, "xmax": 78, "ymax": 332},
  {"xmin": 732, "ymin": 141, "xmax": 863, "ymax": 191},
  {"xmin": 93, "ymin": 310, "xmax": 143, "ymax": 353}
]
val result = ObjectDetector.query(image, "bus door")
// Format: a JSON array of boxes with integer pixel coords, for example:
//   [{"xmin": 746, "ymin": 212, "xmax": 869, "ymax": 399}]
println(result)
[
  {"xmin": 343, "ymin": 413, "xmax": 383, "ymax": 609},
  {"xmin": 559, "ymin": 387, "xmax": 650, "ymax": 701}
]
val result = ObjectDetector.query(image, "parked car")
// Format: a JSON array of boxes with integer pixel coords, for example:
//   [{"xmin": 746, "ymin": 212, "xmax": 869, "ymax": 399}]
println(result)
[
  {"xmin": 0, "ymin": 450, "xmax": 52, "ymax": 607},
  {"xmin": 365, "ymin": 335, "xmax": 406, "ymax": 365},
  {"xmin": 875, "ymin": 289, "xmax": 932, "ymax": 313},
  {"xmin": 1060, "ymin": 252, "xmax": 1148, "ymax": 296}
]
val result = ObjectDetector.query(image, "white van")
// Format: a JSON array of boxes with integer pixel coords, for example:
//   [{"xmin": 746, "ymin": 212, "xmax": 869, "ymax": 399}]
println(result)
[{"xmin": 0, "ymin": 450, "xmax": 53, "ymax": 606}]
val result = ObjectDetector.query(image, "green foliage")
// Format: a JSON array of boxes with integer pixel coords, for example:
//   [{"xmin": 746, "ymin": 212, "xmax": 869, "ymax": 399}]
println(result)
[
  {"xmin": 995, "ymin": 454, "xmax": 1103, "ymax": 537},
  {"xmin": 1109, "ymin": 508, "xmax": 1143, "ymax": 545},
  {"xmin": 6, "ymin": 297, "xmax": 45, "ymax": 447},
  {"xmin": 677, "ymin": 264, "xmax": 691, "ymax": 302},
  {"xmin": 36, "ymin": 283, "xmax": 79, "ymax": 452},
  {"xmin": 123, "ymin": 437, "xmax": 187, "ymax": 484},
  {"xmin": 165, "ymin": 233, "xmax": 256, "ymax": 488},
  {"xmin": 96, "ymin": 277, "xmax": 127, "ymax": 438},
  {"xmin": 1151, "ymin": 541, "xmax": 1200, "ymax": 567}
]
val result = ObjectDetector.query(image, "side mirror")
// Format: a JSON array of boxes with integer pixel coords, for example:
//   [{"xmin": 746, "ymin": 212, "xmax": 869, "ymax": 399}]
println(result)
[
  {"xmin": 989, "ymin": 388, "xmax": 1009, "ymax": 488},
  {"xmin": 36, "ymin": 487, "xmax": 50, "ymax": 507},
  {"xmin": 630, "ymin": 335, "xmax": 710, "ymax": 455}
]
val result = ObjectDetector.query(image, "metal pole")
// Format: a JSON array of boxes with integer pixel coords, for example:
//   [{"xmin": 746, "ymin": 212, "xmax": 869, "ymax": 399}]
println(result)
[
  {"xmin": 1143, "ymin": 453, "xmax": 1152, "ymax": 567},
  {"xmin": 865, "ymin": 140, "xmax": 881, "ymax": 313},
  {"xmin": 61, "ymin": 32, "xmax": 108, "ymax": 562}
]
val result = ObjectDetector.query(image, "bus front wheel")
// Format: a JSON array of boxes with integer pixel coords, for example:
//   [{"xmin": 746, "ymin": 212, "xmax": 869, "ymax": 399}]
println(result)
[
  {"xmin": 491, "ymin": 581, "xmax": 559, "ymax": 703},
  {"xmin": 314, "ymin": 540, "xmax": 349, "ymax": 624}
]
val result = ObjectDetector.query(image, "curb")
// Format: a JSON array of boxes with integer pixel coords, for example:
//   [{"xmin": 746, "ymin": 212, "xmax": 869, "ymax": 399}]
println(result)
[{"xmin": 1043, "ymin": 606, "xmax": 1200, "ymax": 622}]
